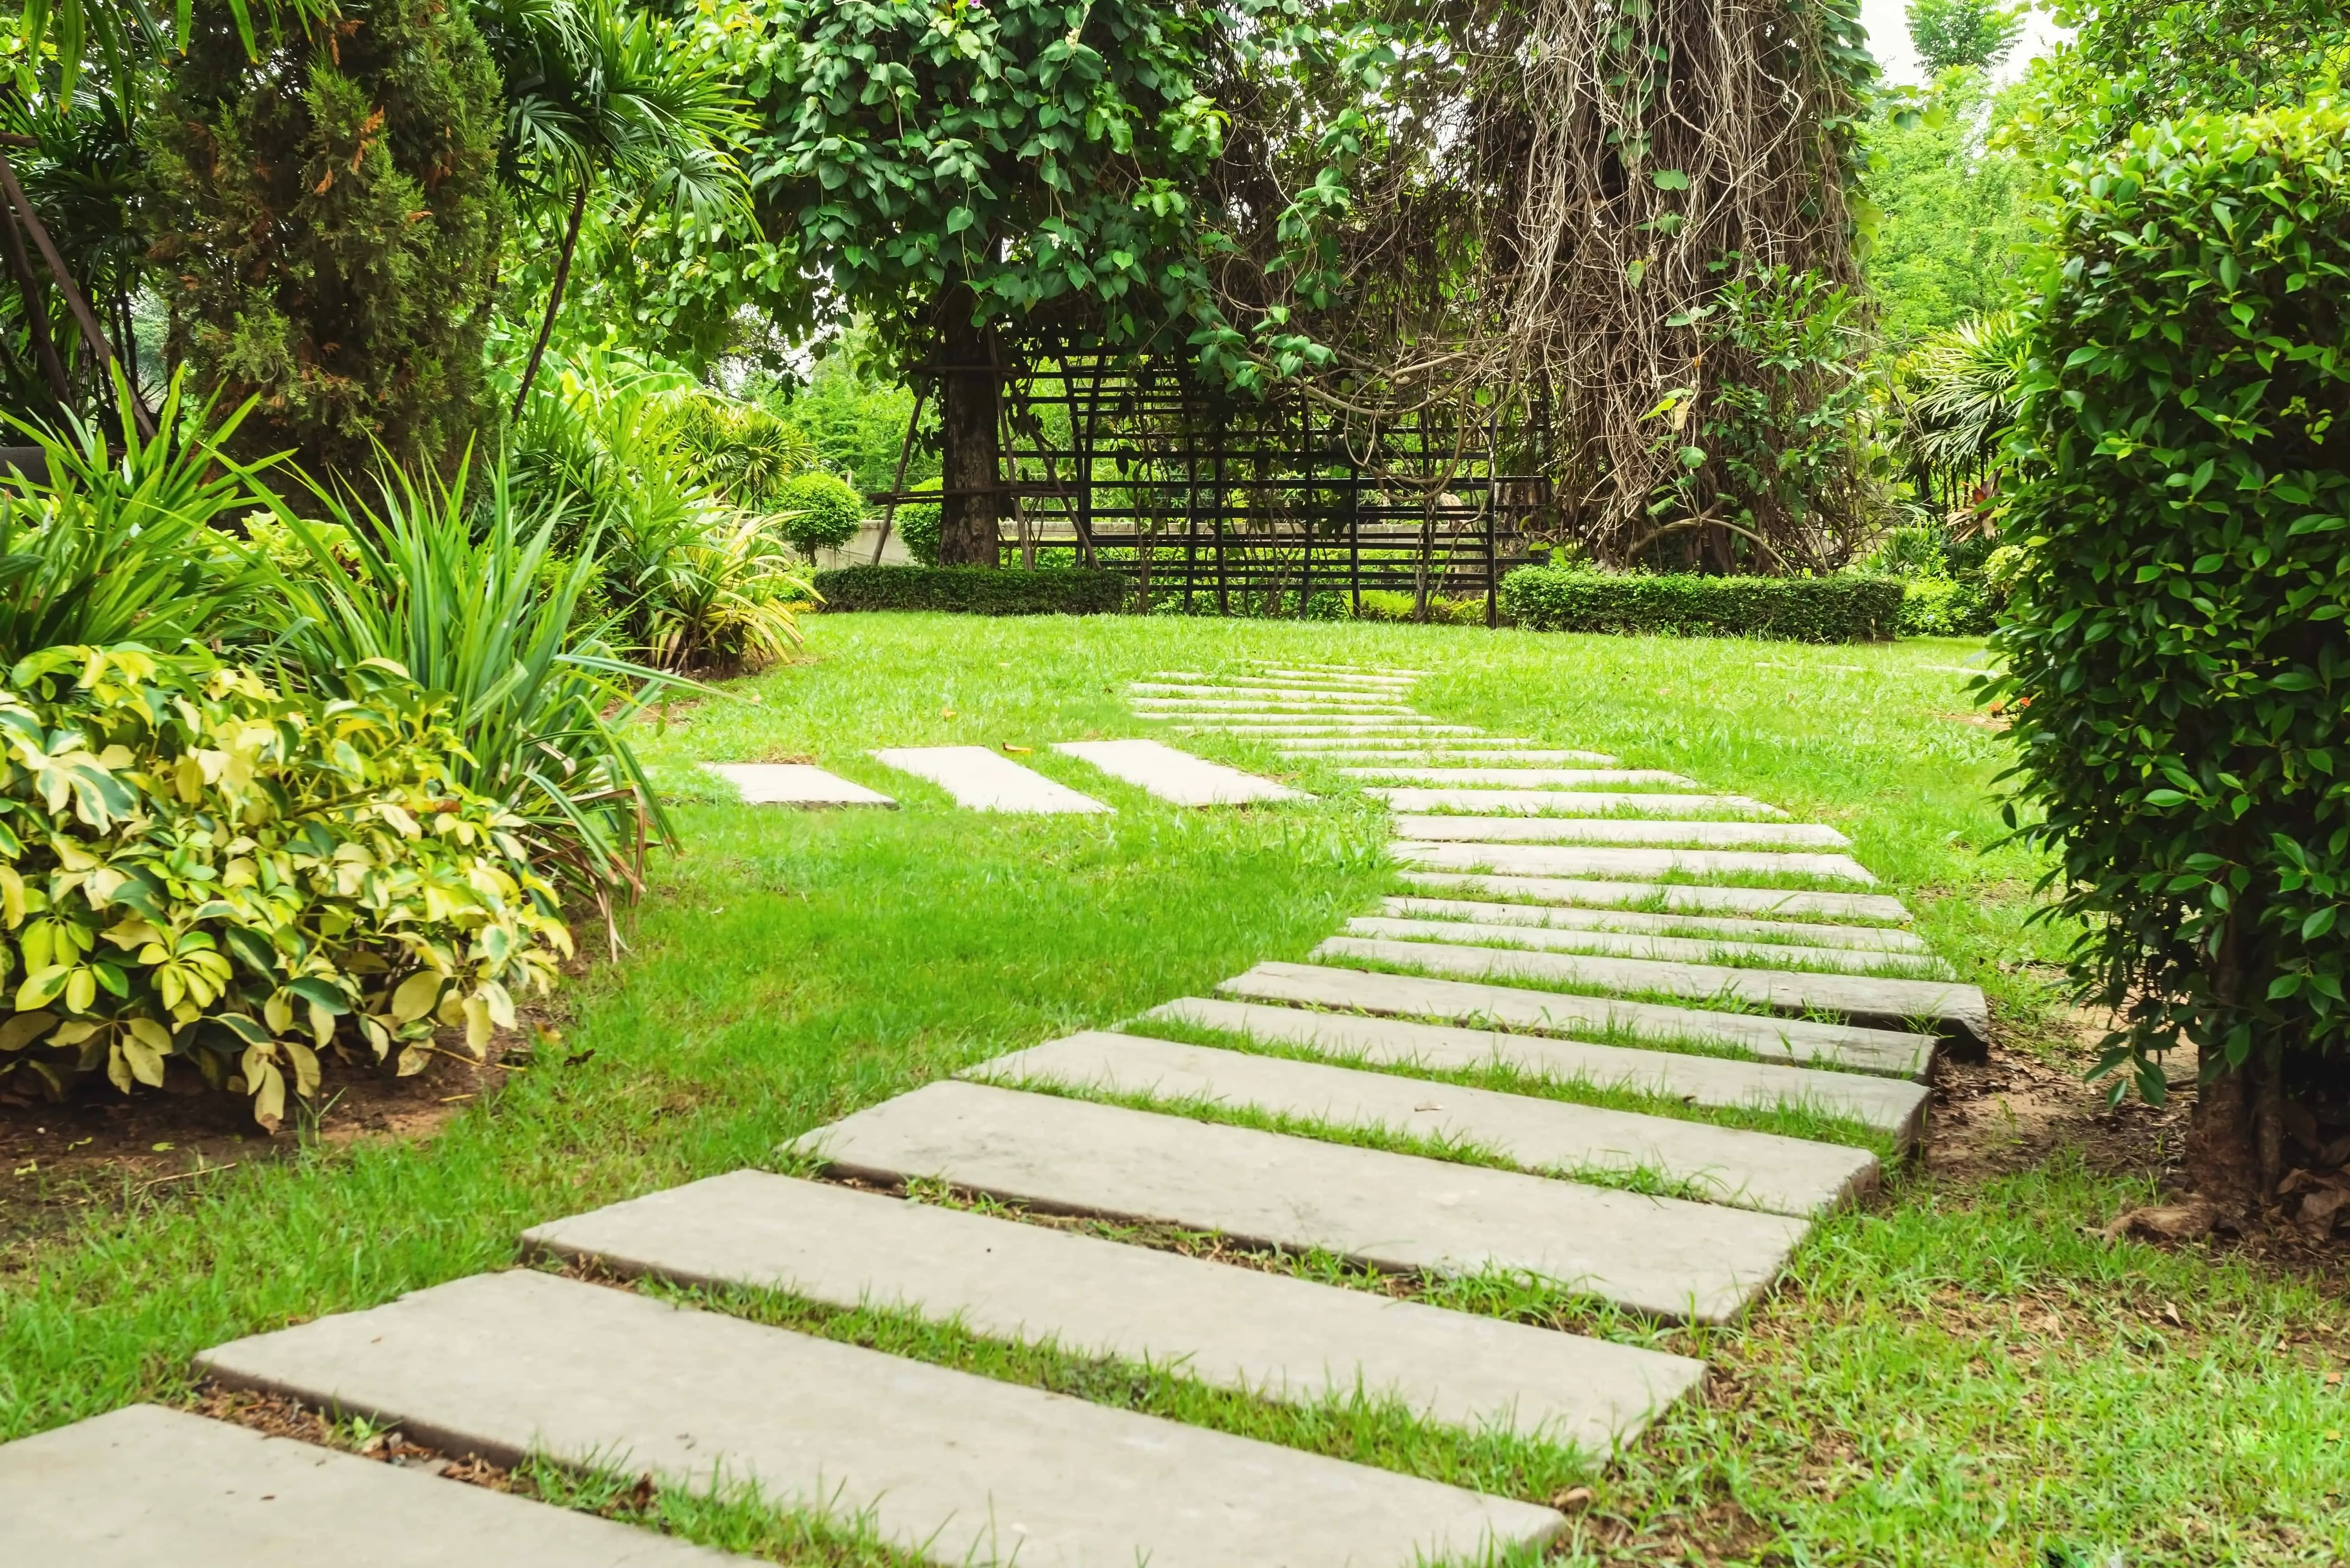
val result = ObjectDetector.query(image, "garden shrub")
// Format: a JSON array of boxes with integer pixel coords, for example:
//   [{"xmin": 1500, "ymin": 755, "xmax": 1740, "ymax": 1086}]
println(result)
[
  {"xmin": 1897, "ymin": 577, "xmax": 1995, "ymax": 636},
  {"xmin": 1500, "ymin": 566, "xmax": 1904, "ymax": 640},
  {"xmin": 1351, "ymin": 589, "xmax": 1488, "ymax": 626},
  {"xmin": 813, "ymin": 566, "xmax": 1130, "ymax": 616},
  {"xmin": 0, "ymin": 646, "xmax": 572, "ymax": 1124},
  {"xmin": 776, "ymin": 472, "xmax": 866, "ymax": 557},
  {"xmin": 894, "ymin": 480, "xmax": 944, "ymax": 565},
  {"xmin": 1993, "ymin": 104, "xmax": 2350, "ymax": 1201}
]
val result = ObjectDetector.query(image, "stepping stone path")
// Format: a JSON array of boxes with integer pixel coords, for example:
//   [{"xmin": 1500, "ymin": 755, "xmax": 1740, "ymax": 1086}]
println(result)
[
  {"xmin": 698, "ymin": 760, "xmax": 896, "ymax": 808},
  {"xmin": 870, "ymin": 745, "xmax": 1112, "ymax": 814},
  {"xmin": 7, "ymin": 659, "xmax": 1980, "ymax": 1565}
]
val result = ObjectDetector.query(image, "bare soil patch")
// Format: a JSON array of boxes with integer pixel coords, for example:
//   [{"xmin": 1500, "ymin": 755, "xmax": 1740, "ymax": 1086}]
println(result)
[{"xmin": 0, "ymin": 1044, "xmax": 512, "ymax": 1255}]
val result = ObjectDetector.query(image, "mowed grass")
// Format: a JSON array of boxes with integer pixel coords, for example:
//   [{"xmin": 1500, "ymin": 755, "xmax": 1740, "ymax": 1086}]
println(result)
[{"xmin": 2, "ymin": 613, "xmax": 2344, "ymax": 1567}]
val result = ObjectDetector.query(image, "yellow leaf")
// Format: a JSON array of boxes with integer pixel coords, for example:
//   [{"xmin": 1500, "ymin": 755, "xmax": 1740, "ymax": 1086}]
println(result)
[
  {"xmin": 309, "ymin": 1001, "xmax": 336, "ymax": 1048},
  {"xmin": 395, "ymin": 1042, "xmax": 432, "ymax": 1077},
  {"xmin": 105, "ymin": 1040, "xmax": 133, "ymax": 1093},
  {"xmin": 462, "ymin": 995, "xmax": 492, "ymax": 1055},
  {"xmin": 127, "ymin": 1017, "xmax": 174, "ymax": 1055},
  {"xmin": 264, "ymin": 992, "xmax": 293, "ymax": 1035},
  {"xmin": 390, "ymin": 970, "xmax": 442, "ymax": 1023},
  {"xmin": 101, "ymin": 917, "xmax": 163, "ymax": 951},
  {"xmin": 65, "ymin": 967, "xmax": 96, "ymax": 1013},
  {"xmin": 0, "ymin": 865, "xmax": 22, "ymax": 927},
  {"xmin": 284, "ymin": 1040, "xmax": 320, "ymax": 1099},
  {"xmin": 251, "ymin": 1060, "xmax": 286, "ymax": 1127},
  {"xmin": 122, "ymin": 1038, "xmax": 166, "ymax": 1087},
  {"xmin": 174, "ymin": 754, "xmax": 206, "ymax": 803},
  {"xmin": 15, "ymin": 965, "xmax": 70, "ymax": 1010},
  {"xmin": 0, "ymin": 1010, "xmax": 57, "ymax": 1052}
]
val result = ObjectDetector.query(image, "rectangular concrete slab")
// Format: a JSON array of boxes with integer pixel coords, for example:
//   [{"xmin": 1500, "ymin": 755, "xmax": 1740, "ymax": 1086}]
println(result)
[
  {"xmin": 789, "ymin": 1081, "xmax": 1809, "ymax": 1324},
  {"xmin": 198, "ymin": 1270, "xmax": 1562, "ymax": 1568},
  {"xmin": 1146, "ymin": 997, "xmax": 1932, "ymax": 1143},
  {"xmin": 1258, "ymin": 664, "xmax": 1428, "ymax": 680},
  {"xmin": 1129, "ymin": 684, "xmax": 1406, "ymax": 704},
  {"xmin": 974, "ymin": 1032, "xmax": 1878, "ymax": 1216},
  {"xmin": 1369, "ymin": 790, "xmax": 1783, "ymax": 819},
  {"xmin": 870, "ymin": 746, "xmax": 1111, "ymax": 814},
  {"xmin": 1397, "ymin": 870, "xmax": 1913, "ymax": 923},
  {"xmin": 1394, "ymin": 841, "xmax": 1879, "ymax": 883},
  {"xmin": 1053, "ymin": 739, "xmax": 1307, "ymax": 806},
  {"xmin": 1316, "ymin": 936, "xmax": 1989, "ymax": 1043},
  {"xmin": 1155, "ymin": 715, "xmax": 1467, "ymax": 730},
  {"xmin": 1131, "ymin": 699, "xmax": 1420, "ymax": 715},
  {"xmin": 1393, "ymin": 815, "xmax": 1850, "ymax": 849},
  {"xmin": 699, "ymin": 762, "xmax": 896, "ymax": 808},
  {"xmin": 1271, "ymin": 736, "xmax": 1549, "ymax": 750},
  {"xmin": 1217, "ymin": 962, "xmax": 1935, "ymax": 1078},
  {"xmin": 525, "ymin": 1172, "xmax": 1702, "ymax": 1451},
  {"xmin": 1343, "ymin": 916, "xmax": 1953, "ymax": 979},
  {"xmin": 1289, "ymin": 750, "xmax": 1625, "ymax": 765},
  {"xmin": 1382, "ymin": 896, "xmax": 1932, "ymax": 952},
  {"xmin": 1346, "ymin": 767, "xmax": 1701, "ymax": 787},
  {"xmin": 0, "ymin": 1403, "xmax": 738, "ymax": 1567}
]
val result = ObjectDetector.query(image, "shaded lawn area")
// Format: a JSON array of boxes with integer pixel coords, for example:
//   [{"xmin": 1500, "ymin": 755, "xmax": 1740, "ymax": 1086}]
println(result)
[{"xmin": 3, "ymin": 613, "xmax": 2344, "ymax": 1566}]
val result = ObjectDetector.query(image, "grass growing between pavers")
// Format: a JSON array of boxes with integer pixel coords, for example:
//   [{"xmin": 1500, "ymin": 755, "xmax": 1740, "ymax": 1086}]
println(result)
[
  {"xmin": 3, "ymin": 614, "xmax": 2343, "ymax": 1566},
  {"xmin": 1119, "ymin": 1012, "xmax": 1902, "ymax": 1154}
]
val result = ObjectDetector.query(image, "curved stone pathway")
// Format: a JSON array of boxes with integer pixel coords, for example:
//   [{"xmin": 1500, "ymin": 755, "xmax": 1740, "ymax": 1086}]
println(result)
[{"xmin": 3, "ymin": 659, "xmax": 1981, "ymax": 1566}]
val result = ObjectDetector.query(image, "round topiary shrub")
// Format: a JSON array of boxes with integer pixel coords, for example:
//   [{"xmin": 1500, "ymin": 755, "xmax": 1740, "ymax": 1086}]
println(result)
[
  {"xmin": 1994, "ymin": 103, "xmax": 2350, "ymax": 1213},
  {"xmin": 894, "ymin": 478, "xmax": 944, "ymax": 566},
  {"xmin": 776, "ymin": 472, "xmax": 866, "ymax": 557}
]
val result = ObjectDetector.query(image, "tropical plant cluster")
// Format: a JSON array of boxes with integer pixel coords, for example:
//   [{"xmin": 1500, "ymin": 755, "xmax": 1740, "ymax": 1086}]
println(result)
[{"xmin": 1990, "ymin": 102, "xmax": 2350, "ymax": 1209}]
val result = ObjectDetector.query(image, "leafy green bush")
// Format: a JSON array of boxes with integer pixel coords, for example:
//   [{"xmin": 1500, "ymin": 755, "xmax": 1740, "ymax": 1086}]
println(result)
[
  {"xmin": 1500, "ymin": 567, "xmax": 1904, "ymax": 641},
  {"xmin": 894, "ymin": 479, "xmax": 944, "ymax": 566},
  {"xmin": 813, "ymin": 566, "xmax": 1130, "ymax": 616},
  {"xmin": 1896, "ymin": 577, "xmax": 1995, "ymax": 636},
  {"xmin": 776, "ymin": 472, "xmax": 865, "ymax": 556},
  {"xmin": 1993, "ymin": 104, "xmax": 2350, "ymax": 1200},
  {"xmin": 0, "ymin": 646, "xmax": 572, "ymax": 1123}
]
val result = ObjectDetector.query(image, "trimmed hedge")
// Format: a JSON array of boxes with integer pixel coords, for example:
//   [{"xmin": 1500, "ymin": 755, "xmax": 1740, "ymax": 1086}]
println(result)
[
  {"xmin": 813, "ymin": 565, "xmax": 1131, "ymax": 615},
  {"xmin": 1500, "ymin": 567, "xmax": 1904, "ymax": 641}
]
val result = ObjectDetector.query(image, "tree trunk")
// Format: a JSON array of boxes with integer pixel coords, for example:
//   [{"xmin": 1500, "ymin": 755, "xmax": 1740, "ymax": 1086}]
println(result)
[
  {"xmin": 2183, "ymin": 909, "xmax": 2287, "ymax": 1220},
  {"xmin": 936, "ymin": 284, "xmax": 999, "ymax": 567},
  {"xmin": 511, "ymin": 182, "xmax": 590, "ymax": 420},
  {"xmin": 0, "ymin": 202, "xmax": 68, "ymax": 409}
]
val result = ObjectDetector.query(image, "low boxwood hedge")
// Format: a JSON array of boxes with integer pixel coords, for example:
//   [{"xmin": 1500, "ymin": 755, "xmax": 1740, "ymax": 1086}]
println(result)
[
  {"xmin": 1500, "ymin": 566, "xmax": 1904, "ymax": 641},
  {"xmin": 813, "ymin": 564, "xmax": 1132, "ymax": 616}
]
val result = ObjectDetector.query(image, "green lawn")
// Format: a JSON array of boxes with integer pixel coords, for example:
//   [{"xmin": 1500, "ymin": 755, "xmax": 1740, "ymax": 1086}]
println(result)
[{"xmin": 3, "ymin": 613, "xmax": 2343, "ymax": 1566}]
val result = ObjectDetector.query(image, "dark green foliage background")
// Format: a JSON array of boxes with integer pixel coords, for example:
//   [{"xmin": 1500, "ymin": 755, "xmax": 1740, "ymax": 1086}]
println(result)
[
  {"xmin": 1500, "ymin": 567, "xmax": 1905, "ymax": 642},
  {"xmin": 813, "ymin": 565, "xmax": 1130, "ymax": 615},
  {"xmin": 1995, "ymin": 104, "xmax": 2350, "ymax": 1090},
  {"xmin": 142, "ymin": 0, "xmax": 506, "ymax": 477}
]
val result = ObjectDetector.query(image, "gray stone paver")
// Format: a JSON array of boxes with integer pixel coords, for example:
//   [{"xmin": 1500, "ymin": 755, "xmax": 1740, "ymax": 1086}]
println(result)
[
  {"xmin": 1396, "ymin": 870, "xmax": 1913, "ymax": 922},
  {"xmin": 1129, "ymin": 684, "xmax": 1409, "ymax": 704},
  {"xmin": 1381, "ymin": 896, "xmax": 1932, "ymax": 951},
  {"xmin": 524, "ymin": 1171, "xmax": 1702, "ymax": 1449},
  {"xmin": 1343, "ymin": 915, "xmax": 1954, "ymax": 979},
  {"xmin": 1218, "ymin": 962, "xmax": 1936, "ymax": 1077},
  {"xmin": 1394, "ymin": 840, "xmax": 1879, "ymax": 883},
  {"xmin": 1131, "ymin": 698, "xmax": 1421, "ymax": 714},
  {"xmin": 199, "ymin": 1270, "xmax": 1565, "ymax": 1568},
  {"xmin": 870, "ymin": 747, "xmax": 1112, "ymax": 814},
  {"xmin": 0, "ymin": 1404, "xmax": 738, "ymax": 1566},
  {"xmin": 1316, "ymin": 935, "xmax": 1990, "ymax": 1042},
  {"xmin": 973, "ymin": 1031, "xmax": 1878, "ymax": 1215},
  {"xmin": 1158, "ymin": 716, "xmax": 1471, "ymax": 730},
  {"xmin": 1346, "ymin": 767, "xmax": 1702, "ymax": 786},
  {"xmin": 1393, "ymin": 815, "xmax": 1851, "ymax": 848},
  {"xmin": 1145, "ymin": 997, "xmax": 1932, "ymax": 1142},
  {"xmin": 1053, "ymin": 740, "xmax": 1307, "ymax": 805},
  {"xmin": 788, "ymin": 1081, "xmax": 1809, "ymax": 1324},
  {"xmin": 698, "ymin": 763, "xmax": 896, "ymax": 808},
  {"xmin": 1369, "ymin": 789, "xmax": 1783, "ymax": 818}
]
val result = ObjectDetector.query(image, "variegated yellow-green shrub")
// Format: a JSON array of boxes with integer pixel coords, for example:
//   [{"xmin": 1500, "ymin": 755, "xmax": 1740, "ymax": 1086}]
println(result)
[{"xmin": 0, "ymin": 645, "xmax": 574, "ymax": 1125}]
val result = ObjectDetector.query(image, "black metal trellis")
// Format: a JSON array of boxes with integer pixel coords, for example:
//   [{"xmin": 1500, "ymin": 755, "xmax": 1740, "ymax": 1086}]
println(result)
[{"xmin": 887, "ymin": 348, "xmax": 1553, "ymax": 622}]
